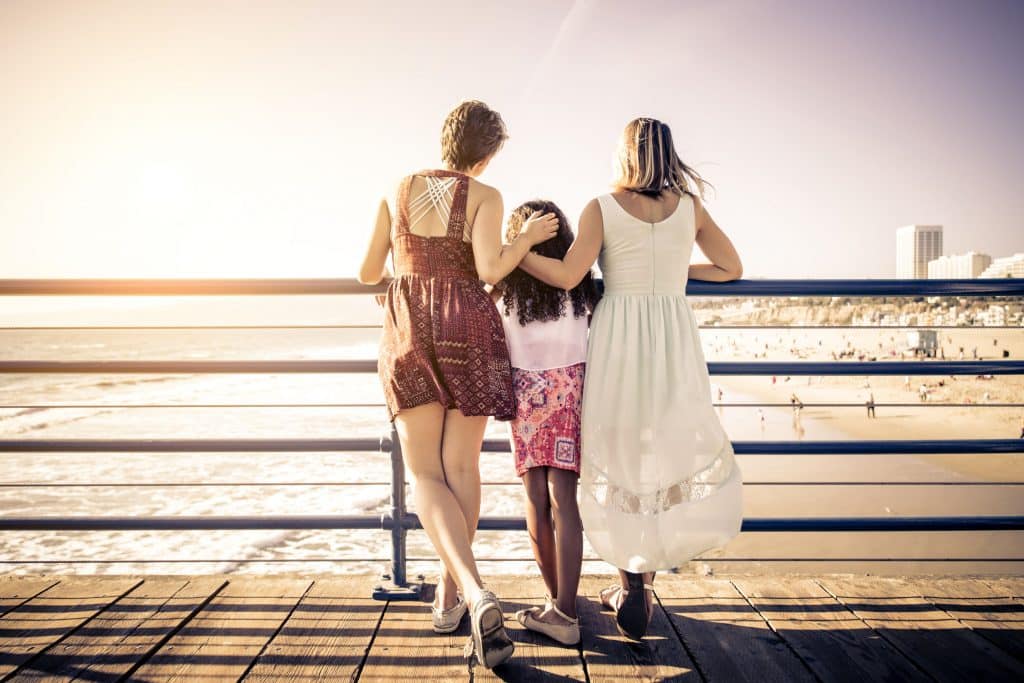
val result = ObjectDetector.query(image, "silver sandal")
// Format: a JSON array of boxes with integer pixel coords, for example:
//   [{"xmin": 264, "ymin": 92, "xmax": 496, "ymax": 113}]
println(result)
[{"xmin": 464, "ymin": 589, "xmax": 514, "ymax": 669}]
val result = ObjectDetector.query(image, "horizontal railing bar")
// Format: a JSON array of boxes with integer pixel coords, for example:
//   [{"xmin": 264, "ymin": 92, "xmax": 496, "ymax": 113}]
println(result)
[
  {"xmin": 415, "ymin": 557, "xmax": 1024, "ymax": 562},
  {"xmin": 0, "ymin": 558, "xmax": 389, "ymax": 563},
  {"xmin": 0, "ymin": 516, "xmax": 391, "ymax": 530},
  {"xmin": 0, "ymin": 482, "xmax": 392, "ymax": 487},
  {"xmin": 2, "ymin": 514, "xmax": 1022, "ymax": 531},
  {"xmin": 480, "ymin": 438, "xmax": 1024, "ymax": 454},
  {"xmin": 0, "ymin": 325, "xmax": 383, "ymax": 331},
  {"xmin": 699, "ymin": 324, "xmax": 1024, "ymax": 330},
  {"xmin": 712, "ymin": 361, "xmax": 1024, "ymax": 375},
  {"xmin": 3, "ymin": 556, "xmax": 1020, "ymax": 564},
  {"xmin": 1, "ymin": 480, "xmax": 1019, "ymax": 488},
  {"xmin": 3, "ymin": 277, "xmax": 1024, "ymax": 296},
  {"xmin": 0, "ymin": 360, "xmax": 378, "ymax": 373},
  {"xmin": 3, "ymin": 323, "xmax": 1022, "ymax": 332},
  {"xmin": 0, "ymin": 403, "xmax": 387, "ymax": 409},
  {"xmin": 2, "ymin": 359, "xmax": 1022, "ymax": 375},
  {"xmin": 3, "ymin": 438, "xmax": 1021, "ymax": 454},
  {"xmin": 0, "ymin": 438, "xmax": 390, "ymax": 452},
  {"xmin": 688, "ymin": 279, "xmax": 1024, "ymax": 296},
  {"xmin": 3, "ymin": 402, "xmax": 1022, "ymax": 410},
  {"xmin": 0, "ymin": 278, "xmax": 388, "ymax": 296}
]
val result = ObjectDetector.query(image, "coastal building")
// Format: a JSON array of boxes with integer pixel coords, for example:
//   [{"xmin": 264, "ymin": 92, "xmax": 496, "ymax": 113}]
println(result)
[
  {"xmin": 979, "ymin": 253, "xmax": 1024, "ymax": 278},
  {"xmin": 896, "ymin": 225, "xmax": 943, "ymax": 278},
  {"xmin": 927, "ymin": 251, "xmax": 992, "ymax": 278}
]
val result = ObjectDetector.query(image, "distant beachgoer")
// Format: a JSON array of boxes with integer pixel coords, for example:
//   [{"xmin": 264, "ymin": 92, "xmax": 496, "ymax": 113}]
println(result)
[
  {"xmin": 772, "ymin": 375, "xmax": 777, "ymax": 385},
  {"xmin": 866, "ymin": 393, "xmax": 876, "ymax": 418},
  {"xmin": 518, "ymin": 116, "xmax": 743, "ymax": 641},
  {"xmin": 904, "ymin": 375, "xmax": 911, "ymax": 391},
  {"xmin": 919, "ymin": 384, "xmax": 929, "ymax": 402}
]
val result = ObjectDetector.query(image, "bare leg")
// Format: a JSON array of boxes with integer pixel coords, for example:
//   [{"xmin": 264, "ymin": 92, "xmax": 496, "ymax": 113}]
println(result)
[
  {"xmin": 394, "ymin": 402, "xmax": 484, "ymax": 606},
  {"xmin": 436, "ymin": 409, "xmax": 487, "ymax": 610},
  {"xmin": 545, "ymin": 468, "xmax": 582, "ymax": 619},
  {"xmin": 521, "ymin": 467, "xmax": 558, "ymax": 599}
]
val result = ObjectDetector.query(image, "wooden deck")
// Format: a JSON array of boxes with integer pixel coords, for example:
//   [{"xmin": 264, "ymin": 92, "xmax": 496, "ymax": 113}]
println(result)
[{"xmin": 0, "ymin": 574, "xmax": 1022, "ymax": 682}]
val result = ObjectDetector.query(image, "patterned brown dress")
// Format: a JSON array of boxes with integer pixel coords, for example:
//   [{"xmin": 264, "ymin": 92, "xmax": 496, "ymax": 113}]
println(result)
[{"xmin": 379, "ymin": 169, "xmax": 516, "ymax": 421}]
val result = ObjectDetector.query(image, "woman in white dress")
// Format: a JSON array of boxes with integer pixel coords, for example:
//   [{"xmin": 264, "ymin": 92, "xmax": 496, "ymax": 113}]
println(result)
[{"xmin": 518, "ymin": 117, "xmax": 744, "ymax": 639}]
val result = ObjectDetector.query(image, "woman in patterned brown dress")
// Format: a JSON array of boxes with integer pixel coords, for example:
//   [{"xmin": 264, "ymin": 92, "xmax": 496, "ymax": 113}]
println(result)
[{"xmin": 358, "ymin": 100, "xmax": 557, "ymax": 668}]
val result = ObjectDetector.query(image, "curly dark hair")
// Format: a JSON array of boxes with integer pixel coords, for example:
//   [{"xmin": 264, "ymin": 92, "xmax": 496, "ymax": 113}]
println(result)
[{"xmin": 500, "ymin": 200, "xmax": 599, "ymax": 326}]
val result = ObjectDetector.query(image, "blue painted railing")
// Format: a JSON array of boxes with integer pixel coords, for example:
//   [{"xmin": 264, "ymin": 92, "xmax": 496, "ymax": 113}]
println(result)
[{"xmin": 1, "ymin": 277, "xmax": 1023, "ymax": 598}]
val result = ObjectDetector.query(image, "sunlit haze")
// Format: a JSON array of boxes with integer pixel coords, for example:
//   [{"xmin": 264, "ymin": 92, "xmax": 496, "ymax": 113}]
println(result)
[{"xmin": 2, "ymin": 0, "xmax": 1022, "ymax": 280}]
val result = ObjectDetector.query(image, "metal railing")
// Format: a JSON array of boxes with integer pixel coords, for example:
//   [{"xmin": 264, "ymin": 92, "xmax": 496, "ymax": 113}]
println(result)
[{"xmin": 2, "ymin": 278, "xmax": 1024, "ymax": 598}]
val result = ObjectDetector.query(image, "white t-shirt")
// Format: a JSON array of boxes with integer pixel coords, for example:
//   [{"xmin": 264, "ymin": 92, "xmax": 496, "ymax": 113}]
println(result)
[{"xmin": 499, "ymin": 300, "xmax": 588, "ymax": 371}]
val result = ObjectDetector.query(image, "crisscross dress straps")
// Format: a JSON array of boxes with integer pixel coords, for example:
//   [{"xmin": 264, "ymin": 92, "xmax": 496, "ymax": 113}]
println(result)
[{"xmin": 394, "ymin": 171, "xmax": 470, "ymax": 240}]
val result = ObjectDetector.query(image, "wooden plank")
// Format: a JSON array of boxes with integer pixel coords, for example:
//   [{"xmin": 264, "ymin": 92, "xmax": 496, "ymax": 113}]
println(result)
[
  {"xmin": 128, "ymin": 577, "xmax": 311, "ymax": 683},
  {"xmin": 732, "ymin": 576, "xmax": 925, "ymax": 683},
  {"xmin": 0, "ymin": 578, "xmax": 59, "ymax": 618},
  {"xmin": 905, "ymin": 577, "xmax": 1024, "ymax": 664},
  {"xmin": 474, "ymin": 576, "xmax": 584, "ymax": 681},
  {"xmin": 981, "ymin": 577, "xmax": 1024, "ymax": 601},
  {"xmin": 655, "ymin": 575, "xmax": 813, "ymax": 683},
  {"xmin": 242, "ymin": 576, "xmax": 384, "ymax": 682},
  {"xmin": 577, "ymin": 575, "xmax": 698, "ymax": 682},
  {"xmin": 358, "ymin": 596, "xmax": 471, "ymax": 681},
  {"xmin": 0, "ymin": 576, "xmax": 142, "ymax": 679},
  {"xmin": 821, "ymin": 576, "xmax": 1024, "ymax": 682},
  {"xmin": 8, "ymin": 576, "xmax": 226, "ymax": 682}
]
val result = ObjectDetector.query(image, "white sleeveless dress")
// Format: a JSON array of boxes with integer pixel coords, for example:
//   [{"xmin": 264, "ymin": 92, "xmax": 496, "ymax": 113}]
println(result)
[{"xmin": 579, "ymin": 193, "xmax": 743, "ymax": 572}]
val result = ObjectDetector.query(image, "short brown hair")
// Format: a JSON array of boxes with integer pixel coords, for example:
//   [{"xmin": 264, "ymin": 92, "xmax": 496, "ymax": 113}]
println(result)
[{"xmin": 440, "ymin": 100, "xmax": 508, "ymax": 171}]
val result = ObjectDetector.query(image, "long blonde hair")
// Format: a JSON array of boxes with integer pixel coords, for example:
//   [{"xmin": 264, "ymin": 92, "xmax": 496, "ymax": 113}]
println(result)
[{"xmin": 613, "ymin": 117, "xmax": 710, "ymax": 198}]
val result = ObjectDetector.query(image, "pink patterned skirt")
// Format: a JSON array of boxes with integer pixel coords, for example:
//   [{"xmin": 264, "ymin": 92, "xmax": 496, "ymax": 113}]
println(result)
[{"xmin": 509, "ymin": 362, "xmax": 585, "ymax": 476}]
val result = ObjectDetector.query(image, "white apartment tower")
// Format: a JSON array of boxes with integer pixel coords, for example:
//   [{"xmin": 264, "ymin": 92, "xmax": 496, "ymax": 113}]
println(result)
[
  {"xmin": 927, "ymin": 251, "xmax": 992, "ymax": 279},
  {"xmin": 896, "ymin": 225, "xmax": 943, "ymax": 279}
]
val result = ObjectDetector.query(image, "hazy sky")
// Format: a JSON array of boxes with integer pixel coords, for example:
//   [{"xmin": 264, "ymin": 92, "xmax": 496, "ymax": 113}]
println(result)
[{"xmin": 2, "ymin": 0, "xmax": 1022, "ymax": 279}]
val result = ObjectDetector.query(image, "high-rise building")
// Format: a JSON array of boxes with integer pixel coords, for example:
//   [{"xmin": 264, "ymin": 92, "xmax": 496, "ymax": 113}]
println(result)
[
  {"xmin": 979, "ymin": 253, "xmax": 1024, "ymax": 278},
  {"xmin": 927, "ymin": 251, "xmax": 992, "ymax": 279},
  {"xmin": 896, "ymin": 225, "xmax": 943, "ymax": 279}
]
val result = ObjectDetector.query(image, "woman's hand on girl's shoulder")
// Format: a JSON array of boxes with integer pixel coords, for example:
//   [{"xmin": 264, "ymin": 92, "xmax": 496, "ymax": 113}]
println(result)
[{"xmin": 521, "ymin": 211, "xmax": 559, "ymax": 245}]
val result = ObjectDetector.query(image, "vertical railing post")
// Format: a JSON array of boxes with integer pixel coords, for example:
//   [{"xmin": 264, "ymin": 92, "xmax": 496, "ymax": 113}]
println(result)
[
  {"xmin": 372, "ymin": 425, "xmax": 422, "ymax": 600},
  {"xmin": 389, "ymin": 424, "xmax": 407, "ymax": 586}
]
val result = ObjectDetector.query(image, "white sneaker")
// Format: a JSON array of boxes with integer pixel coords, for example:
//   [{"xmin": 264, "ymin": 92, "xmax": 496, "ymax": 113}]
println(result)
[{"xmin": 432, "ymin": 595, "xmax": 468, "ymax": 634}]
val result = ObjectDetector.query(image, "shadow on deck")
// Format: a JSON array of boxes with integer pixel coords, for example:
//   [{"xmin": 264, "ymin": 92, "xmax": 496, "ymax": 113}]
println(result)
[{"xmin": 0, "ymin": 573, "xmax": 1022, "ymax": 681}]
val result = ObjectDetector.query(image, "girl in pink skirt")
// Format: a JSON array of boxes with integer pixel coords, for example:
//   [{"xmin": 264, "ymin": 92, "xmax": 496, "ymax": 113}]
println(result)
[{"xmin": 493, "ymin": 200, "xmax": 598, "ymax": 645}]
